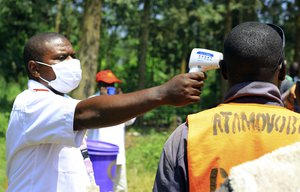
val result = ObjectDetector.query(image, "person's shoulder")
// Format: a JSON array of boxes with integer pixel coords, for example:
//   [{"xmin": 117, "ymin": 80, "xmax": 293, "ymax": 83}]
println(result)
[
  {"xmin": 167, "ymin": 123, "xmax": 187, "ymax": 141},
  {"xmin": 20, "ymin": 90, "xmax": 79, "ymax": 109},
  {"xmin": 164, "ymin": 123, "xmax": 188, "ymax": 158},
  {"xmin": 12, "ymin": 89, "xmax": 32, "ymax": 105}
]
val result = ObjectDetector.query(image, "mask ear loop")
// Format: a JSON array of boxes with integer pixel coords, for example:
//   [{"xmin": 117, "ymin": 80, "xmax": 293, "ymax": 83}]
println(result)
[
  {"xmin": 39, "ymin": 76, "xmax": 51, "ymax": 84},
  {"xmin": 267, "ymin": 23, "xmax": 285, "ymax": 71},
  {"xmin": 35, "ymin": 61, "xmax": 53, "ymax": 67},
  {"xmin": 35, "ymin": 61, "xmax": 52, "ymax": 84}
]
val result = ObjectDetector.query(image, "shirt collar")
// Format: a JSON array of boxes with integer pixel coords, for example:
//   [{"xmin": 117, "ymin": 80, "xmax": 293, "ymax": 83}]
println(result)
[
  {"xmin": 224, "ymin": 81, "xmax": 283, "ymax": 106},
  {"xmin": 28, "ymin": 80, "xmax": 50, "ymax": 92},
  {"xmin": 28, "ymin": 80, "xmax": 72, "ymax": 99}
]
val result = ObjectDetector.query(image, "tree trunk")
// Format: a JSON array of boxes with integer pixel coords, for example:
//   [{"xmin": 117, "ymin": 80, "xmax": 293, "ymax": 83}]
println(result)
[
  {"xmin": 106, "ymin": 30, "xmax": 117, "ymax": 69},
  {"xmin": 136, "ymin": 0, "xmax": 151, "ymax": 126},
  {"xmin": 55, "ymin": 0, "xmax": 62, "ymax": 33},
  {"xmin": 220, "ymin": 0, "xmax": 232, "ymax": 101},
  {"xmin": 137, "ymin": 0, "xmax": 151, "ymax": 90},
  {"xmin": 71, "ymin": 0, "xmax": 102, "ymax": 99},
  {"xmin": 241, "ymin": 0, "xmax": 258, "ymax": 22},
  {"xmin": 294, "ymin": 0, "xmax": 300, "ymax": 67},
  {"xmin": 180, "ymin": 55, "xmax": 187, "ymax": 74}
]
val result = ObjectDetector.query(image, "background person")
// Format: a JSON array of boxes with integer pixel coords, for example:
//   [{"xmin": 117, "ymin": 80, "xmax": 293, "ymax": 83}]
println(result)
[
  {"xmin": 87, "ymin": 69, "xmax": 136, "ymax": 192},
  {"xmin": 5, "ymin": 32, "xmax": 205, "ymax": 192},
  {"xmin": 280, "ymin": 61, "xmax": 300, "ymax": 112},
  {"xmin": 279, "ymin": 61, "xmax": 294, "ymax": 95},
  {"xmin": 289, "ymin": 61, "xmax": 299, "ymax": 82},
  {"xmin": 153, "ymin": 22, "xmax": 300, "ymax": 192}
]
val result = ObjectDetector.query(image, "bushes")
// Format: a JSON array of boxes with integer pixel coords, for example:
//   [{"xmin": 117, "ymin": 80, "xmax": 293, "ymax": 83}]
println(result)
[
  {"xmin": 0, "ymin": 76, "xmax": 27, "ymax": 136},
  {"xmin": 0, "ymin": 113, "xmax": 9, "ymax": 137}
]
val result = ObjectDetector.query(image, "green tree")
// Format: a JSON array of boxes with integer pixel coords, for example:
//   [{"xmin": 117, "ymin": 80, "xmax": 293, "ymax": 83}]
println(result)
[
  {"xmin": 99, "ymin": 0, "xmax": 140, "ymax": 92},
  {"xmin": 0, "ymin": 0, "xmax": 56, "ymax": 81}
]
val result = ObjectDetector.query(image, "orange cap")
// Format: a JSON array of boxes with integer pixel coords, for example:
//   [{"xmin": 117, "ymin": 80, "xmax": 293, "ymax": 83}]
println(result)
[{"xmin": 95, "ymin": 70, "xmax": 122, "ymax": 83}]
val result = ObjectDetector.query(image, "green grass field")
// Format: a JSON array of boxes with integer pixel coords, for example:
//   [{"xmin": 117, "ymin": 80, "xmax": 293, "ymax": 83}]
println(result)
[
  {"xmin": 0, "ymin": 128, "xmax": 170, "ymax": 192},
  {"xmin": 126, "ymin": 128, "xmax": 170, "ymax": 192},
  {"xmin": 0, "ymin": 138, "xmax": 7, "ymax": 192}
]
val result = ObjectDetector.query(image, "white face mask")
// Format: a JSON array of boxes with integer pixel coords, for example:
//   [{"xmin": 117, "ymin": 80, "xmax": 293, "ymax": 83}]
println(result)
[{"xmin": 36, "ymin": 59, "xmax": 82, "ymax": 93}]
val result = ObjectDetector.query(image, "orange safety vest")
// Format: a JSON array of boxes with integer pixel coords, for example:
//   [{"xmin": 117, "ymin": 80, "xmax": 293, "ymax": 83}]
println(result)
[{"xmin": 187, "ymin": 103, "xmax": 300, "ymax": 192}]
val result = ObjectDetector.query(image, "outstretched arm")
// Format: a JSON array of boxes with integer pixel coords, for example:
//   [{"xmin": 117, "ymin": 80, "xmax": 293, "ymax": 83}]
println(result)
[{"xmin": 74, "ymin": 72, "xmax": 205, "ymax": 130}]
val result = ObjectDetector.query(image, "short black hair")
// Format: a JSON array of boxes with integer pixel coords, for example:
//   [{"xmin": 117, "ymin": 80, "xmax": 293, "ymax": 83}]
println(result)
[
  {"xmin": 23, "ymin": 32, "xmax": 68, "ymax": 76},
  {"xmin": 224, "ymin": 22, "xmax": 284, "ymax": 82}
]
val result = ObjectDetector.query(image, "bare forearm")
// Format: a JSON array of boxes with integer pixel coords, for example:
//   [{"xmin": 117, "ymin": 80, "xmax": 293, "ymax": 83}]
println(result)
[{"xmin": 74, "ymin": 86, "xmax": 164, "ymax": 130}]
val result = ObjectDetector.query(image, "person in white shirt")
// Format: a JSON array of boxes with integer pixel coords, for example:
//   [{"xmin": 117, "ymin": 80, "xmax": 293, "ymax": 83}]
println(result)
[
  {"xmin": 6, "ymin": 32, "xmax": 205, "ymax": 192},
  {"xmin": 88, "ymin": 69, "xmax": 136, "ymax": 192}
]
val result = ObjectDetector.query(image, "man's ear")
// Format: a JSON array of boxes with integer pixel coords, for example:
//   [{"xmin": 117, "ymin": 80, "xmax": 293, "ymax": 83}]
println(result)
[
  {"xmin": 278, "ymin": 62, "xmax": 286, "ymax": 81},
  {"xmin": 28, "ymin": 60, "xmax": 40, "ymax": 78},
  {"xmin": 220, "ymin": 60, "xmax": 228, "ymax": 80}
]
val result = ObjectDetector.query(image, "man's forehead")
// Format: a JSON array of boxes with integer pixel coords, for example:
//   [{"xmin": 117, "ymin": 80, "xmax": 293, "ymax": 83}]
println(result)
[{"xmin": 43, "ymin": 37, "xmax": 74, "ymax": 54}]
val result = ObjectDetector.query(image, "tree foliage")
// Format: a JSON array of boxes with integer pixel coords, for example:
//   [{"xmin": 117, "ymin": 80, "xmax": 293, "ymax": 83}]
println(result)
[{"xmin": 1, "ymin": 0, "xmax": 300, "ymax": 128}]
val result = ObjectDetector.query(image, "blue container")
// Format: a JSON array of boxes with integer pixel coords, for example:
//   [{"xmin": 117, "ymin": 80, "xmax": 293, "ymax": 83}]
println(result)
[{"xmin": 87, "ymin": 139, "xmax": 119, "ymax": 192}]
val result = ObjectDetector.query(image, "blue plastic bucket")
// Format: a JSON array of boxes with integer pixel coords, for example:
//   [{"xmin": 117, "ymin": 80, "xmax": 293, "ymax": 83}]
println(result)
[{"xmin": 87, "ymin": 139, "xmax": 119, "ymax": 192}]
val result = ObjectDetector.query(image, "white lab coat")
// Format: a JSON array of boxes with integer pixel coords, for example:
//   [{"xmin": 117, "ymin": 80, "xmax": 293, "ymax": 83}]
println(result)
[{"xmin": 6, "ymin": 80, "xmax": 88, "ymax": 192}]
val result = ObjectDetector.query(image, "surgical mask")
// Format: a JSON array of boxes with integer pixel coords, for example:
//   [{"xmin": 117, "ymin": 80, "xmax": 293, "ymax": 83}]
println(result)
[
  {"xmin": 35, "ymin": 59, "xmax": 82, "ymax": 93},
  {"xmin": 106, "ymin": 86, "xmax": 116, "ymax": 95}
]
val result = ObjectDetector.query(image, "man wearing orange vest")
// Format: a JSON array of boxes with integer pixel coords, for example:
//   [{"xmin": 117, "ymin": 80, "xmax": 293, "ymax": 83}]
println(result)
[{"xmin": 153, "ymin": 22, "xmax": 300, "ymax": 192}]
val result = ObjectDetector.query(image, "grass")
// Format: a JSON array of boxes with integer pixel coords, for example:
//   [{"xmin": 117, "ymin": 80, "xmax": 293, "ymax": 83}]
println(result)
[
  {"xmin": 126, "ymin": 128, "xmax": 170, "ymax": 192},
  {"xmin": 0, "ymin": 138, "xmax": 7, "ymax": 192},
  {"xmin": 0, "ymin": 111, "xmax": 9, "ymax": 192}
]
